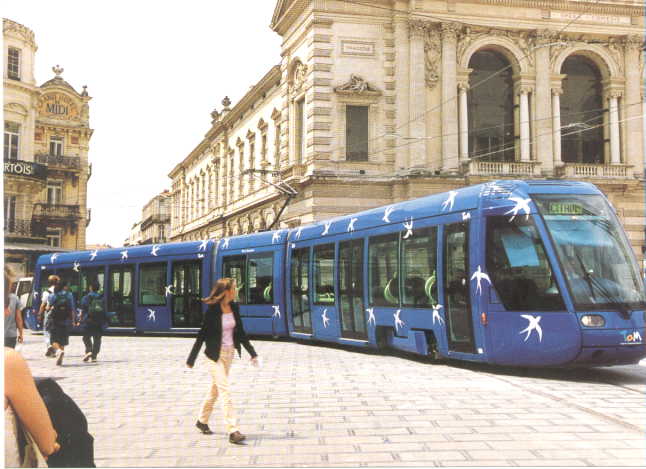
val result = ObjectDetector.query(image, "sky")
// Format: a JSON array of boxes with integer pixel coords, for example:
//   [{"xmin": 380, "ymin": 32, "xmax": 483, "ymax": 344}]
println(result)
[{"xmin": 5, "ymin": 1, "xmax": 283, "ymax": 247}]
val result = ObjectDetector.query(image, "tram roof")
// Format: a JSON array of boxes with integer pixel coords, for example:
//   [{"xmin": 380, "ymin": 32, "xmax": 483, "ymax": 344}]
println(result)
[
  {"xmin": 286, "ymin": 179, "xmax": 599, "ymax": 242},
  {"xmin": 36, "ymin": 239, "xmax": 217, "ymax": 268}
]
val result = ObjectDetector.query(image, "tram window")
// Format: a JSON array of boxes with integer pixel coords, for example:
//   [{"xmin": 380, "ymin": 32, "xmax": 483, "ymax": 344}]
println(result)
[
  {"xmin": 486, "ymin": 216, "xmax": 564, "ymax": 311},
  {"xmin": 402, "ymin": 227, "xmax": 438, "ymax": 307},
  {"xmin": 223, "ymin": 256, "xmax": 246, "ymax": 304},
  {"xmin": 368, "ymin": 233, "xmax": 399, "ymax": 306},
  {"xmin": 58, "ymin": 269, "xmax": 81, "ymax": 304},
  {"xmin": 140, "ymin": 263, "xmax": 167, "ymax": 306},
  {"xmin": 248, "ymin": 253, "xmax": 273, "ymax": 304},
  {"xmin": 313, "ymin": 244, "xmax": 335, "ymax": 305},
  {"xmin": 172, "ymin": 261, "xmax": 202, "ymax": 327},
  {"xmin": 80, "ymin": 268, "xmax": 105, "ymax": 297},
  {"xmin": 108, "ymin": 266, "xmax": 135, "ymax": 326},
  {"xmin": 291, "ymin": 248, "xmax": 311, "ymax": 331}
]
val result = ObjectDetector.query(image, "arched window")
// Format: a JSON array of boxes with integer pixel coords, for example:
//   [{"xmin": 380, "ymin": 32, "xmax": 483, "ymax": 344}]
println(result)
[
  {"xmin": 468, "ymin": 50, "xmax": 514, "ymax": 162},
  {"xmin": 560, "ymin": 56, "xmax": 604, "ymax": 164}
]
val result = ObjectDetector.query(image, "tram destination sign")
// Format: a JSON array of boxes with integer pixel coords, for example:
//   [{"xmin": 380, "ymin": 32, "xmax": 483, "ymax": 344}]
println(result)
[{"xmin": 547, "ymin": 202, "xmax": 585, "ymax": 215}]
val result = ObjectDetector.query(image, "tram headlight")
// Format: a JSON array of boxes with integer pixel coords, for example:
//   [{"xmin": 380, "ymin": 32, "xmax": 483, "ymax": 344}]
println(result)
[{"xmin": 580, "ymin": 315, "xmax": 605, "ymax": 327}]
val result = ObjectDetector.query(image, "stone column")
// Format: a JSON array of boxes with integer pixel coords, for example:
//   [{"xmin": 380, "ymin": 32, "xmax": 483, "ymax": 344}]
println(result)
[
  {"xmin": 623, "ymin": 35, "xmax": 644, "ymax": 175},
  {"xmin": 441, "ymin": 22, "xmax": 460, "ymax": 173},
  {"xmin": 607, "ymin": 91, "xmax": 622, "ymax": 164},
  {"xmin": 458, "ymin": 82, "xmax": 469, "ymax": 162},
  {"xmin": 408, "ymin": 19, "xmax": 428, "ymax": 168},
  {"xmin": 519, "ymin": 86, "xmax": 531, "ymax": 162},
  {"xmin": 551, "ymin": 88, "xmax": 563, "ymax": 166},
  {"xmin": 394, "ymin": 14, "xmax": 410, "ymax": 171},
  {"xmin": 534, "ymin": 32, "xmax": 555, "ymax": 172}
]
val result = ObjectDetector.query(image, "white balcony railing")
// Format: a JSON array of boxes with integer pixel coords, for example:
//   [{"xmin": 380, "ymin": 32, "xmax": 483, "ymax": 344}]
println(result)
[
  {"xmin": 465, "ymin": 160, "xmax": 541, "ymax": 177},
  {"xmin": 555, "ymin": 164, "xmax": 632, "ymax": 179}
]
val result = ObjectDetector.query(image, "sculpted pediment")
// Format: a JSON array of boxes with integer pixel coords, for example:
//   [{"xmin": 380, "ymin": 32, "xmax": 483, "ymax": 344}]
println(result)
[{"xmin": 334, "ymin": 74, "xmax": 382, "ymax": 96}]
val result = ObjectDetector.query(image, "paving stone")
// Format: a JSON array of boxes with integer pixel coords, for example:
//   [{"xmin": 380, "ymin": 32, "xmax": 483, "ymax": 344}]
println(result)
[{"xmin": 16, "ymin": 334, "xmax": 645, "ymax": 467}]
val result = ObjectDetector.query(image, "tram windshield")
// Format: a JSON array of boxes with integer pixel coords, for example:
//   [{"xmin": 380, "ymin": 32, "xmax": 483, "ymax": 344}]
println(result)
[{"xmin": 534, "ymin": 194, "xmax": 646, "ymax": 312}]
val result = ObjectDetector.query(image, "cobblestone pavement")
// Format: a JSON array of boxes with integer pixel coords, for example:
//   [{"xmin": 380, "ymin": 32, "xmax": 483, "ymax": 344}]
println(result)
[{"xmin": 19, "ymin": 333, "xmax": 646, "ymax": 467}]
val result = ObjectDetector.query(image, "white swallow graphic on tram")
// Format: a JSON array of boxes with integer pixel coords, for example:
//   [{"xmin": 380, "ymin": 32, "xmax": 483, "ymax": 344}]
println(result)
[
  {"xmin": 221, "ymin": 238, "xmax": 230, "ymax": 248},
  {"xmin": 321, "ymin": 309, "xmax": 330, "ymax": 328},
  {"xmin": 147, "ymin": 309, "xmax": 156, "ymax": 322},
  {"xmin": 366, "ymin": 308, "xmax": 375, "ymax": 326},
  {"xmin": 89, "ymin": 250, "xmax": 98, "ymax": 261},
  {"xmin": 120, "ymin": 250, "xmax": 128, "ymax": 261},
  {"xmin": 151, "ymin": 245, "xmax": 160, "ymax": 256},
  {"xmin": 505, "ymin": 197, "xmax": 532, "ymax": 221},
  {"xmin": 432, "ymin": 304, "xmax": 444, "ymax": 325},
  {"xmin": 198, "ymin": 239, "xmax": 209, "ymax": 251},
  {"xmin": 347, "ymin": 218, "xmax": 358, "ymax": 232},
  {"xmin": 394, "ymin": 309, "xmax": 405, "ymax": 332},
  {"xmin": 441, "ymin": 191, "xmax": 458, "ymax": 211},
  {"xmin": 322, "ymin": 221, "xmax": 332, "ymax": 236},
  {"xmin": 519, "ymin": 315, "xmax": 542, "ymax": 342},
  {"xmin": 164, "ymin": 285, "xmax": 174, "ymax": 296},
  {"xmin": 471, "ymin": 265, "xmax": 491, "ymax": 295},
  {"xmin": 50, "ymin": 253, "xmax": 58, "ymax": 263},
  {"xmin": 73, "ymin": 261, "xmax": 80, "ymax": 273},
  {"xmin": 402, "ymin": 218, "xmax": 414, "ymax": 239},
  {"xmin": 294, "ymin": 227, "xmax": 303, "ymax": 240},
  {"xmin": 272, "ymin": 231, "xmax": 282, "ymax": 244},
  {"xmin": 272, "ymin": 305, "xmax": 281, "ymax": 318},
  {"xmin": 382, "ymin": 206, "xmax": 395, "ymax": 223},
  {"xmin": 462, "ymin": 212, "xmax": 471, "ymax": 221}
]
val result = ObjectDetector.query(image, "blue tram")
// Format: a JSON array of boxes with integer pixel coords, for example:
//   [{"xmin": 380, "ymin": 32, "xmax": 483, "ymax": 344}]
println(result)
[{"xmin": 29, "ymin": 180, "xmax": 646, "ymax": 367}]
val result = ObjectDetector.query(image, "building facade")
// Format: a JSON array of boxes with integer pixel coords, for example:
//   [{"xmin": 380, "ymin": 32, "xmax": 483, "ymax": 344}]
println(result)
[
  {"xmin": 168, "ymin": 0, "xmax": 645, "ymax": 265},
  {"xmin": 125, "ymin": 190, "xmax": 172, "ymax": 246},
  {"xmin": 4, "ymin": 18, "xmax": 93, "ymax": 277},
  {"xmin": 140, "ymin": 190, "xmax": 171, "ymax": 245}
]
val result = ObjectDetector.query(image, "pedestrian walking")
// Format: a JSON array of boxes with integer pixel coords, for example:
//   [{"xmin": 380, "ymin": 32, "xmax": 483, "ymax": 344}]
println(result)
[
  {"xmin": 186, "ymin": 278, "xmax": 258, "ymax": 444},
  {"xmin": 4, "ymin": 266, "xmax": 24, "ymax": 349},
  {"xmin": 47, "ymin": 281, "xmax": 74, "ymax": 366},
  {"xmin": 38, "ymin": 275, "xmax": 60, "ymax": 358},
  {"xmin": 79, "ymin": 282, "xmax": 105, "ymax": 363}
]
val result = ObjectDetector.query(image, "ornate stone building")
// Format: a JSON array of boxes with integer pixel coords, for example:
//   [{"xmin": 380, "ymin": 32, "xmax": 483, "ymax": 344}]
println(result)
[
  {"xmin": 126, "ymin": 190, "xmax": 171, "ymax": 245},
  {"xmin": 169, "ymin": 0, "xmax": 645, "ymax": 264},
  {"xmin": 4, "ymin": 19, "xmax": 93, "ymax": 277}
]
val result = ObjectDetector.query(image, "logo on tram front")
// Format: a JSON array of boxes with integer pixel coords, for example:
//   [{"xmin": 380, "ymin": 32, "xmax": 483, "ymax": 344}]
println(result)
[{"xmin": 620, "ymin": 330, "xmax": 643, "ymax": 345}]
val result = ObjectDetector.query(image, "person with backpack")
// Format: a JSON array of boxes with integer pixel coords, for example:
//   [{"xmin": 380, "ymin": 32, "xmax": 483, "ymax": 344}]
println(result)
[
  {"xmin": 46, "ymin": 281, "xmax": 74, "ymax": 366},
  {"xmin": 39, "ymin": 275, "xmax": 60, "ymax": 358},
  {"xmin": 79, "ymin": 282, "xmax": 105, "ymax": 363}
]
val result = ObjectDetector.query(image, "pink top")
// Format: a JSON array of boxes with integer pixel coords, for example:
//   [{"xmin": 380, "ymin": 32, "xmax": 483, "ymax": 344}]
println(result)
[{"xmin": 221, "ymin": 313, "xmax": 236, "ymax": 347}]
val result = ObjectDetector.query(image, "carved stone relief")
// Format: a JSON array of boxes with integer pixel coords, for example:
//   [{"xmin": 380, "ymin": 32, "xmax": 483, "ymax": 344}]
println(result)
[
  {"xmin": 425, "ymin": 27, "xmax": 441, "ymax": 89},
  {"xmin": 334, "ymin": 74, "xmax": 379, "ymax": 94},
  {"xmin": 292, "ymin": 61, "xmax": 308, "ymax": 95}
]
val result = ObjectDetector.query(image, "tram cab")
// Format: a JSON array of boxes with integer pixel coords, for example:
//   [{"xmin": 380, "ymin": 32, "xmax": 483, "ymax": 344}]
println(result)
[{"xmin": 476, "ymin": 181, "xmax": 646, "ymax": 366}]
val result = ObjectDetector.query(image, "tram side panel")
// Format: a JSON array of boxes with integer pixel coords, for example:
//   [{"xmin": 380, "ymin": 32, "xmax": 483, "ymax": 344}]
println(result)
[{"xmin": 216, "ymin": 242, "xmax": 288, "ymax": 337}]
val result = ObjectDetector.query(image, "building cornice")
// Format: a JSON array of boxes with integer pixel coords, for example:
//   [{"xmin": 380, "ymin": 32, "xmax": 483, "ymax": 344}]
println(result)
[{"xmin": 471, "ymin": 0, "xmax": 644, "ymax": 16}]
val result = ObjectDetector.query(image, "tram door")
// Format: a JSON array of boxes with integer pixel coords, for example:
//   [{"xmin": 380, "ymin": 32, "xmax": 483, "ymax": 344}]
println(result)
[
  {"xmin": 339, "ymin": 239, "xmax": 367, "ymax": 340},
  {"xmin": 444, "ymin": 222, "xmax": 475, "ymax": 353}
]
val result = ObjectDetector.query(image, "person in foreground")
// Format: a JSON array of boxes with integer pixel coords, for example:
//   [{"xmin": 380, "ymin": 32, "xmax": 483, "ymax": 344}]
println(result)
[
  {"xmin": 4, "ymin": 266, "xmax": 24, "ymax": 349},
  {"xmin": 5, "ymin": 347, "xmax": 59, "ymax": 466},
  {"xmin": 186, "ymin": 278, "xmax": 258, "ymax": 444}
]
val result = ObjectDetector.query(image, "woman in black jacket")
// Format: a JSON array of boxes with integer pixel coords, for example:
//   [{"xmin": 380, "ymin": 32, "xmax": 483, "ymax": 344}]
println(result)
[{"xmin": 186, "ymin": 278, "xmax": 258, "ymax": 444}]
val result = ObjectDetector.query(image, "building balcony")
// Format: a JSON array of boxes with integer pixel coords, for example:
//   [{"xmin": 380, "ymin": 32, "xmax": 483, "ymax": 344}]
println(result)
[
  {"xmin": 35, "ymin": 153, "xmax": 81, "ymax": 172},
  {"xmin": 4, "ymin": 218, "xmax": 47, "ymax": 240},
  {"xmin": 464, "ymin": 160, "xmax": 541, "ymax": 177},
  {"xmin": 3, "ymin": 158, "xmax": 48, "ymax": 182},
  {"xmin": 554, "ymin": 163, "xmax": 633, "ymax": 179},
  {"xmin": 33, "ymin": 203, "xmax": 82, "ymax": 220},
  {"xmin": 141, "ymin": 214, "xmax": 171, "ymax": 230}
]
